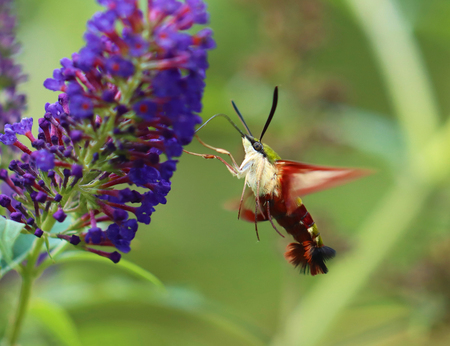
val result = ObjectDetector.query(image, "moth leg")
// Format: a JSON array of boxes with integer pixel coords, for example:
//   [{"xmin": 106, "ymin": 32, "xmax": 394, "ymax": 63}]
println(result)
[
  {"xmin": 254, "ymin": 160, "xmax": 266, "ymax": 219},
  {"xmin": 237, "ymin": 176, "xmax": 248, "ymax": 220},
  {"xmin": 266, "ymin": 202, "xmax": 284, "ymax": 238},
  {"xmin": 183, "ymin": 149, "xmax": 239, "ymax": 176},
  {"xmin": 194, "ymin": 135, "xmax": 241, "ymax": 171},
  {"xmin": 254, "ymin": 201, "xmax": 260, "ymax": 242}
]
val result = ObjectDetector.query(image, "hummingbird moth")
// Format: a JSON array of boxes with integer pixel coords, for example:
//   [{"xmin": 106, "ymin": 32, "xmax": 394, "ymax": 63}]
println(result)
[{"xmin": 186, "ymin": 87, "xmax": 369, "ymax": 275}]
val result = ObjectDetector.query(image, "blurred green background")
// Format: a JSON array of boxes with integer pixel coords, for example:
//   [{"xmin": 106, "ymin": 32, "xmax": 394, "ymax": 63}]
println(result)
[{"xmin": 2, "ymin": 0, "xmax": 450, "ymax": 345}]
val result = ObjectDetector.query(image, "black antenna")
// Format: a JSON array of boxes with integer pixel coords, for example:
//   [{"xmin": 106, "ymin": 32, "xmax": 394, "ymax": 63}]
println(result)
[
  {"xmin": 195, "ymin": 113, "xmax": 246, "ymax": 137},
  {"xmin": 259, "ymin": 86, "xmax": 278, "ymax": 141},
  {"xmin": 231, "ymin": 100, "xmax": 253, "ymax": 137}
]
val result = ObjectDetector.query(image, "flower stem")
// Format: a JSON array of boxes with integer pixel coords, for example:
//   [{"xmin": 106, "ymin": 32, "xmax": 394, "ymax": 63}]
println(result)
[{"xmin": 5, "ymin": 237, "xmax": 44, "ymax": 346}]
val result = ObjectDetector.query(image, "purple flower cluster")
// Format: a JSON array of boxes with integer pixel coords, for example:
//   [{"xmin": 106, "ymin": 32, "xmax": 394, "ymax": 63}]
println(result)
[
  {"xmin": 0, "ymin": 0, "xmax": 214, "ymax": 263},
  {"xmin": 0, "ymin": 0, "xmax": 27, "ymax": 138}
]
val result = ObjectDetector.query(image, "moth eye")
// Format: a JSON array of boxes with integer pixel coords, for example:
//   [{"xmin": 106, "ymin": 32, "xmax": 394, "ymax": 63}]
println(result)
[{"xmin": 253, "ymin": 142, "xmax": 263, "ymax": 151}]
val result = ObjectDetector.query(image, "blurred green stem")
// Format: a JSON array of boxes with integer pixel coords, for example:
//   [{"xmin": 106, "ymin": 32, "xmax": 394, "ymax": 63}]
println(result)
[
  {"xmin": 5, "ymin": 237, "xmax": 44, "ymax": 346},
  {"xmin": 272, "ymin": 0, "xmax": 445, "ymax": 345},
  {"xmin": 342, "ymin": 0, "xmax": 440, "ymax": 156},
  {"xmin": 4, "ymin": 216, "xmax": 55, "ymax": 345}
]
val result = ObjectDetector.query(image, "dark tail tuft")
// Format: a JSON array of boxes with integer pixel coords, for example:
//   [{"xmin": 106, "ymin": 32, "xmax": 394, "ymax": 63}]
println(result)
[
  {"xmin": 285, "ymin": 242, "xmax": 307, "ymax": 268},
  {"xmin": 285, "ymin": 241, "xmax": 336, "ymax": 276}
]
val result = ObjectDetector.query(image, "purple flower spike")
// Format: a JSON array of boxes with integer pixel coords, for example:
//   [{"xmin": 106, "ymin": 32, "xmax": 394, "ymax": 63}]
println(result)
[
  {"xmin": 0, "ymin": 0, "xmax": 215, "ymax": 263},
  {"xmin": 0, "ymin": 0, "xmax": 27, "ymax": 130}
]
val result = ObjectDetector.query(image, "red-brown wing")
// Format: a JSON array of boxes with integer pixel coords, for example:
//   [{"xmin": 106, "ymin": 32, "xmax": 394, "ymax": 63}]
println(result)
[{"xmin": 275, "ymin": 160, "xmax": 371, "ymax": 214}]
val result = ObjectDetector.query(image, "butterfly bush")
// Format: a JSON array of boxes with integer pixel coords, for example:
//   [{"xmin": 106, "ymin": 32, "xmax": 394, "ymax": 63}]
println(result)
[
  {"xmin": 0, "ymin": 0, "xmax": 215, "ymax": 263},
  {"xmin": 0, "ymin": 0, "xmax": 26, "ymax": 162}
]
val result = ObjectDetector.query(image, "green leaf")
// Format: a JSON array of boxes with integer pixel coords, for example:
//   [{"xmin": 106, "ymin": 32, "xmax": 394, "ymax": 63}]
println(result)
[
  {"xmin": 0, "ymin": 216, "xmax": 74, "ymax": 277},
  {"xmin": 0, "ymin": 217, "xmax": 26, "ymax": 275},
  {"xmin": 29, "ymin": 298, "xmax": 82, "ymax": 346},
  {"xmin": 55, "ymin": 251, "xmax": 166, "ymax": 290}
]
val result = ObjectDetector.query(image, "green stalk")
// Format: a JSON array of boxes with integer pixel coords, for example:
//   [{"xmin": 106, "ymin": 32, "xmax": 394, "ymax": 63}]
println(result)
[
  {"xmin": 36, "ymin": 242, "xmax": 70, "ymax": 277},
  {"xmin": 5, "ymin": 237, "xmax": 44, "ymax": 346},
  {"xmin": 271, "ymin": 0, "xmax": 445, "ymax": 345},
  {"xmin": 4, "ymin": 215, "xmax": 56, "ymax": 346},
  {"xmin": 341, "ymin": 0, "xmax": 440, "ymax": 155}
]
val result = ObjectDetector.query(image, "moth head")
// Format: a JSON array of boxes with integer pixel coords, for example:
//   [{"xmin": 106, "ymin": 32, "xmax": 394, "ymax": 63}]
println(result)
[{"xmin": 242, "ymin": 135, "xmax": 281, "ymax": 163}]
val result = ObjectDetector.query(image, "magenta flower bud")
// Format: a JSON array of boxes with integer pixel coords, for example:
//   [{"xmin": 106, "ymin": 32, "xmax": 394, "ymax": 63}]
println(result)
[
  {"xmin": 34, "ymin": 228, "xmax": 43, "ymax": 238},
  {"xmin": 109, "ymin": 251, "xmax": 121, "ymax": 263},
  {"xmin": 53, "ymin": 208, "xmax": 67, "ymax": 223},
  {"xmin": 38, "ymin": 118, "xmax": 50, "ymax": 131},
  {"xmin": 71, "ymin": 164, "xmax": 83, "ymax": 178},
  {"xmin": 0, "ymin": 169, "xmax": 8, "ymax": 180},
  {"xmin": 70, "ymin": 235, "xmax": 81, "ymax": 245},
  {"xmin": 70, "ymin": 130, "xmax": 83, "ymax": 142},
  {"xmin": 57, "ymin": 234, "xmax": 81, "ymax": 245},
  {"xmin": 10, "ymin": 212, "xmax": 22, "ymax": 222},
  {"xmin": 35, "ymin": 191, "xmax": 48, "ymax": 203},
  {"xmin": 87, "ymin": 248, "xmax": 121, "ymax": 263},
  {"xmin": 23, "ymin": 173, "xmax": 35, "ymax": 186},
  {"xmin": 0, "ymin": 194, "xmax": 11, "ymax": 207}
]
